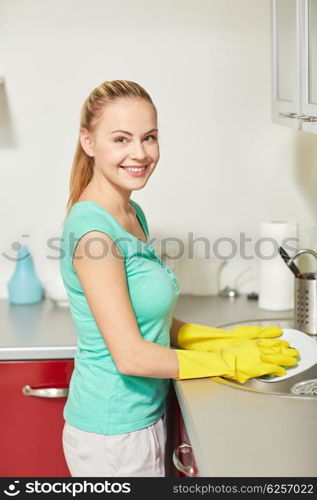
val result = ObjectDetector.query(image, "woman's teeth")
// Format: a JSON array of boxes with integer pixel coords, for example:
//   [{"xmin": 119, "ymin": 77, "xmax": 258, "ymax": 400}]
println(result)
[
  {"xmin": 120, "ymin": 165, "xmax": 148, "ymax": 177},
  {"xmin": 121, "ymin": 166, "xmax": 146, "ymax": 172}
]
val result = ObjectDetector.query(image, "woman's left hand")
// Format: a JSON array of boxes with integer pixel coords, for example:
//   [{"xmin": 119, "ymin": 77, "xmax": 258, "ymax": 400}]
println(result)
[{"xmin": 177, "ymin": 323, "xmax": 283, "ymax": 352}]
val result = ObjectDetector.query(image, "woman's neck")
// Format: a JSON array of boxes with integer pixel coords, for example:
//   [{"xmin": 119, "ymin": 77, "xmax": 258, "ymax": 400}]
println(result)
[{"xmin": 81, "ymin": 173, "xmax": 133, "ymax": 215}]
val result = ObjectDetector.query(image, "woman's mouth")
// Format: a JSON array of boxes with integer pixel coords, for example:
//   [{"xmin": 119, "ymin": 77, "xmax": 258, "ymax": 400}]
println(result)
[{"xmin": 119, "ymin": 165, "xmax": 149, "ymax": 177}]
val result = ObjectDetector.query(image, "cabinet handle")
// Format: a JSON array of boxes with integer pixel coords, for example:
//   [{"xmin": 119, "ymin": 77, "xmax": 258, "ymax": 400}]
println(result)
[
  {"xmin": 22, "ymin": 385, "xmax": 69, "ymax": 398},
  {"xmin": 297, "ymin": 115, "xmax": 317, "ymax": 122},
  {"xmin": 173, "ymin": 442, "xmax": 196, "ymax": 477},
  {"xmin": 278, "ymin": 112, "xmax": 298, "ymax": 119}
]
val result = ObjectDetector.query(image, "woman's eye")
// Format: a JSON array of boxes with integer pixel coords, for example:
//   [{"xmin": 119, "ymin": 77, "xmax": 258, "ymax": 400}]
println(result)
[
  {"xmin": 114, "ymin": 137, "xmax": 128, "ymax": 143},
  {"xmin": 114, "ymin": 135, "xmax": 157, "ymax": 143}
]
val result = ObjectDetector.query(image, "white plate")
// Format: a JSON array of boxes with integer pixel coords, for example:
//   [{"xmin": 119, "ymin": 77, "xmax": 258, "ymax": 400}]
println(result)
[{"xmin": 257, "ymin": 328, "xmax": 317, "ymax": 382}]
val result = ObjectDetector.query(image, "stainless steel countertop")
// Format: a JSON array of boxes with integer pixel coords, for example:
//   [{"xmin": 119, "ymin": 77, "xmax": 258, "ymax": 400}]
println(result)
[
  {"xmin": 0, "ymin": 299, "xmax": 77, "ymax": 360},
  {"xmin": 173, "ymin": 294, "xmax": 293, "ymax": 327},
  {"xmin": 172, "ymin": 296, "xmax": 317, "ymax": 477},
  {"xmin": 174, "ymin": 376, "xmax": 317, "ymax": 477},
  {"xmin": 1, "ymin": 296, "xmax": 316, "ymax": 477}
]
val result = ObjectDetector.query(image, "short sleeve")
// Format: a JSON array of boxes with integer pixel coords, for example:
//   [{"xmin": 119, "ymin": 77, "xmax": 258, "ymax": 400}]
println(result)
[{"xmin": 61, "ymin": 205, "xmax": 129, "ymax": 277}]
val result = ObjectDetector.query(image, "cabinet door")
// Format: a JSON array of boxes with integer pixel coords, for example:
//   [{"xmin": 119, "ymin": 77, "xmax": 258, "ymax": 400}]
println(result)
[
  {"xmin": 0, "ymin": 359, "xmax": 74, "ymax": 477},
  {"xmin": 173, "ymin": 403, "xmax": 199, "ymax": 477},
  {"xmin": 301, "ymin": 0, "xmax": 317, "ymax": 131},
  {"xmin": 272, "ymin": 0, "xmax": 302, "ymax": 129}
]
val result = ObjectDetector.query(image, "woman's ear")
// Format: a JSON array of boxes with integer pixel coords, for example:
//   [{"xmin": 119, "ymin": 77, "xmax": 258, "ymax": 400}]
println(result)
[{"xmin": 80, "ymin": 128, "xmax": 95, "ymax": 157}]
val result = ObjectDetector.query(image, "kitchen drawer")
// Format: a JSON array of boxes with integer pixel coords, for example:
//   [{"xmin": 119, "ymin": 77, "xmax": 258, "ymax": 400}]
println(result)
[{"xmin": 0, "ymin": 359, "xmax": 74, "ymax": 477}]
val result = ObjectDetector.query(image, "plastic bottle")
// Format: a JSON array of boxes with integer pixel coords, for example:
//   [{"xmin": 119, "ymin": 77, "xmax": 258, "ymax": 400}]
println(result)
[{"xmin": 7, "ymin": 245, "xmax": 44, "ymax": 304}]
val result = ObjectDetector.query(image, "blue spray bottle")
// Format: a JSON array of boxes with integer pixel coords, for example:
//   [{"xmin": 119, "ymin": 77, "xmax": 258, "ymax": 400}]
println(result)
[{"xmin": 7, "ymin": 245, "xmax": 44, "ymax": 304}]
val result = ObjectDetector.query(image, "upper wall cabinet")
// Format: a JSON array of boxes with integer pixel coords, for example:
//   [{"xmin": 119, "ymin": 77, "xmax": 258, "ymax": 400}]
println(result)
[{"xmin": 272, "ymin": 0, "xmax": 317, "ymax": 133}]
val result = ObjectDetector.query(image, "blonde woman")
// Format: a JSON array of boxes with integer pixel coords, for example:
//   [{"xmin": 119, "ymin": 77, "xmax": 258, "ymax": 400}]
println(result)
[{"xmin": 60, "ymin": 80, "xmax": 298, "ymax": 477}]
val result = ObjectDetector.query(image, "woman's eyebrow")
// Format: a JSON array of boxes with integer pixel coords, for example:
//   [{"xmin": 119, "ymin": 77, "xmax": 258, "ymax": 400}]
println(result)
[{"xmin": 110, "ymin": 128, "xmax": 158, "ymax": 136}]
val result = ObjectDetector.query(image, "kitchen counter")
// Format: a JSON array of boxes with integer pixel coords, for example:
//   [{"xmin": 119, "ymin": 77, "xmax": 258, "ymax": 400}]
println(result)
[
  {"xmin": 173, "ymin": 296, "xmax": 317, "ymax": 477},
  {"xmin": 0, "ymin": 299, "xmax": 76, "ymax": 360},
  {"xmin": 1, "ymin": 296, "xmax": 316, "ymax": 477}
]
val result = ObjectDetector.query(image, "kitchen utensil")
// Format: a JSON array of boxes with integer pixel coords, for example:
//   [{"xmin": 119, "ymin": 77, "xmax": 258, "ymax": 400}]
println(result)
[
  {"xmin": 279, "ymin": 246, "xmax": 302, "ymax": 277},
  {"xmin": 287, "ymin": 249, "xmax": 317, "ymax": 335},
  {"xmin": 258, "ymin": 328, "xmax": 317, "ymax": 382}
]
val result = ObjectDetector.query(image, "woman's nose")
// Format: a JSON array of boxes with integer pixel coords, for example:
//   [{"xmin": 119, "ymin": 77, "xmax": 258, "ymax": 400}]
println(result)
[{"xmin": 129, "ymin": 140, "xmax": 147, "ymax": 160}]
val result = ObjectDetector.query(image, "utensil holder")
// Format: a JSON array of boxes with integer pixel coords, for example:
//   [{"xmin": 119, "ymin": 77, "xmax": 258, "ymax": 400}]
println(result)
[{"xmin": 288, "ymin": 249, "xmax": 317, "ymax": 335}]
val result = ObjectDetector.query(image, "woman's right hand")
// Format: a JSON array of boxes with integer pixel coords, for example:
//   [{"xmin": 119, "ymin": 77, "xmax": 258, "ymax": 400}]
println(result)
[{"xmin": 175, "ymin": 338, "xmax": 299, "ymax": 383}]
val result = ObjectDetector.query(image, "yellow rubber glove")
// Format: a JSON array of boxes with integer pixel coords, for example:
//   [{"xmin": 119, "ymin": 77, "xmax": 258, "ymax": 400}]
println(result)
[
  {"xmin": 177, "ymin": 322, "xmax": 283, "ymax": 352},
  {"xmin": 175, "ymin": 339, "xmax": 299, "ymax": 383}
]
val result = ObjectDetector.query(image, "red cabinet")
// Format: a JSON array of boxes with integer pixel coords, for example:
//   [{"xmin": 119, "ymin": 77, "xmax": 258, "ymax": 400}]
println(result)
[
  {"xmin": 0, "ymin": 358, "xmax": 197, "ymax": 478},
  {"xmin": 175, "ymin": 404, "xmax": 199, "ymax": 477},
  {"xmin": 0, "ymin": 359, "xmax": 74, "ymax": 477}
]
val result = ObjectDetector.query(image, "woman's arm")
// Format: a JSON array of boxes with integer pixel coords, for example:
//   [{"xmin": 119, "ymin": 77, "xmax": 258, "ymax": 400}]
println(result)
[
  {"xmin": 169, "ymin": 317, "xmax": 186, "ymax": 348},
  {"xmin": 73, "ymin": 231, "xmax": 179, "ymax": 379},
  {"xmin": 73, "ymin": 232, "xmax": 299, "ymax": 383}
]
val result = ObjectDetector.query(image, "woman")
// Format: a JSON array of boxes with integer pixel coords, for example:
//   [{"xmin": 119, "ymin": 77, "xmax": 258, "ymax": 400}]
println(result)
[{"xmin": 60, "ymin": 80, "xmax": 298, "ymax": 477}]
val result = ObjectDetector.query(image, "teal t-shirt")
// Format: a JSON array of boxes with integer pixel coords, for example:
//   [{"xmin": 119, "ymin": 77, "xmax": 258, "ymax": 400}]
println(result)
[{"xmin": 59, "ymin": 199, "xmax": 180, "ymax": 434}]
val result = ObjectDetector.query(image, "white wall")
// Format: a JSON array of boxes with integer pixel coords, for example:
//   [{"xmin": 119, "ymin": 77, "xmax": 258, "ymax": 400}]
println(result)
[{"xmin": 1, "ymin": 0, "xmax": 317, "ymax": 298}]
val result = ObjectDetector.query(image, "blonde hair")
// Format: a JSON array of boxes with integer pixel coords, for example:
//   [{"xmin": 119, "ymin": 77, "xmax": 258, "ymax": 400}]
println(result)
[{"xmin": 64, "ymin": 80, "xmax": 157, "ymax": 220}]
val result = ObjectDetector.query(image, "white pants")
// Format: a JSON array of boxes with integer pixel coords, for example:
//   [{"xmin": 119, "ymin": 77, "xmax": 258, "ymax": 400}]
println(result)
[{"xmin": 62, "ymin": 415, "xmax": 167, "ymax": 477}]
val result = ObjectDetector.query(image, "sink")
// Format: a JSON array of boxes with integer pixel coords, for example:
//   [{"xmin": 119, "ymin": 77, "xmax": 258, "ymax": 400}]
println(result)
[{"xmin": 213, "ymin": 318, "xmax": 317, "ymax": 398}]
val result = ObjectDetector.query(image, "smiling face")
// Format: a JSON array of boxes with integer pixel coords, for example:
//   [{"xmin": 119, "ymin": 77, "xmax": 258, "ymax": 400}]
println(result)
[{"xmin": 80, "ymin": 97, "xmax": 160, "ymax": 193}]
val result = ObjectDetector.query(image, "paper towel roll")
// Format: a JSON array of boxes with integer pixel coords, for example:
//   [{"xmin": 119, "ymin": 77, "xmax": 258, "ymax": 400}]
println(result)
[{"xmin": 258, "ymin": 221, "xmax": 298, "ymax": 311}]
